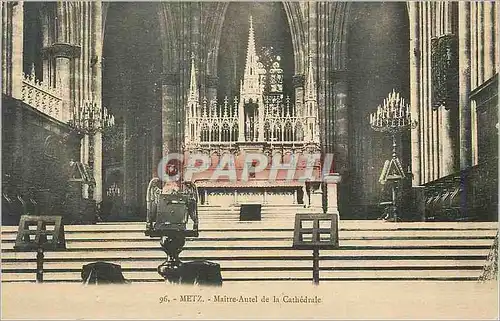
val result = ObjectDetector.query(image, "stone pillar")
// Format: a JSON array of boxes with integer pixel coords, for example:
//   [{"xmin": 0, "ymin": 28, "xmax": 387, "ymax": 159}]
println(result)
[
  {"xmin": 408, "ymin": 2, "xmax": 421, "ymax": 185},
  {"xmin": 151, "ymin": 123, "xmax": 161, "ymax": 178},
  {"xmin": 483, "ymin": 1, "xmax": 494, "ymax": 80},
  {"xmin": 324, "ymin": 173, "xmax": 341, "ymax": 216},
  {"xmin": 2, "ymin": 2, "xmax": 24, "ymax": 178},
  {"xmin": 331, "ymin": 71, "xmax": 349, "ymax": 173},
  {"xmin": 2, "ymin": 2, "xmax": 24, "ymax": 98},
  {"xmin": 162, "ymin": 72, "xmax": 179, "ymax": 155},
  {"xmin": 92, "ymin": 1, "xmax": 104, "ymax": 203},
  {"xmin": 12, "ymin": 3, "xmax": 23, "ymax": 99},
  {"xmin": 458, "ymin": 2, "xmax": 472, "ymax": 170},
  {"xmin": 440, "ymin": 108, "xmax": 457, "ymax": 176},
  {"xmin": 51, "ymin": 43, "xmax": 81, "ymax": 123}
]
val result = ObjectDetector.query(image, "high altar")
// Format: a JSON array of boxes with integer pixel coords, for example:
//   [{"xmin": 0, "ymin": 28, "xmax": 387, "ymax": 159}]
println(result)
[{"xmin": 182, "ymin": 17, "xmax": 324, "ymax": 208}]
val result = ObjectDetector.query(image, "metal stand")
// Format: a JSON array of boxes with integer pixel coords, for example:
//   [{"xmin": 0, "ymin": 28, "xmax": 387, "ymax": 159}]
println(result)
[
  {"xmin": 378, "ymin": 134, "xmax": 405, "ymax": 222},
  {"xmin": 293, "ymin": 214, "xmax": 339, "ymax": 286},
  {"xmin": 36, "ymin": 248, "xmax": 44, "ymax": 283},
  {"xmin": 389, "ymin": 135, "xmax": 400, "ymax": 222},
  {"xmin": 370, "ymin": 90, "xmax": 417, "ymax": 222},
  {"xmin": 14, "ymin": 215, "xmax": 66, "ymax": 283},
  {"xmin": 157, "ymin": 232, "xmax": 186, "ymax": 277},
  {"xmin": 312, "ymin": 248, "xmax": 320, "ymax": 285}
]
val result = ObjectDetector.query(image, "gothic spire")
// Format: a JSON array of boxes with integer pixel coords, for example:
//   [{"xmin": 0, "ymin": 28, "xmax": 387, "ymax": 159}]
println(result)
[
  {"xmin": 241, "ymin": 16, "xmax": 262, "ymax": 98},
  {"xmin": 188, "ymin": 53, "xmax": 198, "ymax": 104},
  {"xmin": 305, "ymin": 54, "xmax": 317, "ymax": 102}
]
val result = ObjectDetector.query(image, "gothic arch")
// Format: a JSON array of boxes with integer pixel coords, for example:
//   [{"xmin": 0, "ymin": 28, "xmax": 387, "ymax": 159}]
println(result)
[
  {"xmin": 158, "ymin": 3, "xmax": 177, "ymax": 73},
  {"xmin": 282, "ymin": 2, "xmax": 306, "ymax": 74},
  {"xmin": 208, "ymin": 2, "xmax": 306, "ymax": 77},
  {"xmin": 329, "ymin": 2, "xmax": 352, "ymax": 70},
  {"xmin": 204, "ymin": 3, "xmax": 228, "ymax": 76}
]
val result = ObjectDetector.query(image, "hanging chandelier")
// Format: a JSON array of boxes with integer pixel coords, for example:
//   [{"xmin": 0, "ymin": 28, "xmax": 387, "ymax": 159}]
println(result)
[
  {"xmin": 69, "ymin": 100, "xmax": 115, "ymax": 134},
  {"xmin": 370, "ymin": 89, "xmax": 416, "ymax": 134}
]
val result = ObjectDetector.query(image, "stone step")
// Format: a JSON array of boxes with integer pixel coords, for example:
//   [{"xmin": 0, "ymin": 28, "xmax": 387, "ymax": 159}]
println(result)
[
  {"xmin": 2, "ymin": 220, "xmax": 496, "ymax": 282},
  {"xmin": 0, "ymin": 259, "xmax": 486, "ymax": 270},
  {"xmin": 1, "ymin": 238, "xmax": 494, "ymax": 250},
  {"xmin": 1, "ymin": 248, "xmax": 490, "ymax": 261},
  {"xmin": 1, "ymin": 221, "xmax": 497, "ymax": 232},
  {"xmin": 0, "ymin": 269, "xmax": 482, "ymax": 283},
  {"xmin": 2, "ymin": 229, "xmax": 496, "ymax": 241}
]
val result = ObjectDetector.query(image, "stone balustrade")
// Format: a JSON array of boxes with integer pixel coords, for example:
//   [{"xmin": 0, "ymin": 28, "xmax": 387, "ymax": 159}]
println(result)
[{"xmin": 21, "ymin": 72, "xmax": 63, "ymax": 122}]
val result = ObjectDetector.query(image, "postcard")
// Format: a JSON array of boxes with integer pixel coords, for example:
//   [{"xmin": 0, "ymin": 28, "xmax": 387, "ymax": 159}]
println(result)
[{"xmin": 1, "ymin": 1, "xmax": 498, "ymax": 319}]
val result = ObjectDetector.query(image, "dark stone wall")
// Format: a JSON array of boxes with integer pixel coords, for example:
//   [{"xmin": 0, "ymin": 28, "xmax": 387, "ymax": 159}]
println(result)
[
  {"xmin": 346, "ymin": 2, "xmax": 410, "ymax": 219},
  {"xmin": 1, "ymin": 96, "xmax": 92, "ymax": 225},
  {"xmin": 102, "ymin": 2, "xmax": 163, "ymax": 220}
]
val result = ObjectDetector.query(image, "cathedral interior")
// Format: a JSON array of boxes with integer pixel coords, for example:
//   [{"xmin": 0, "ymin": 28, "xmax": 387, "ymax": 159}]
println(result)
[{"xmin": 2, "ymin": 1, "xmax": 498, "ymax": 225}]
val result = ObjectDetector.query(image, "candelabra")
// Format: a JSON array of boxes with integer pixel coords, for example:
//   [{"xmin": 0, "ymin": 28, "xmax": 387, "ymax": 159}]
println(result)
[
  {"xmin": 69, "ymin": 100, "xmax": 115, "ymax": 134},
  {"xmin": 370, "ymin": 89, "xmax": 417, "ymax": 221},
  {"xmin": 69, "ymin": 100, "xmax": 115, "ymax": 203}
]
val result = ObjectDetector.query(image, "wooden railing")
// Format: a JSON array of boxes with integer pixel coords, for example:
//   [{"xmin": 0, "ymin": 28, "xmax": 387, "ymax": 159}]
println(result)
[{"xmin": 423, "ymin": 159, "xmax": 498, "ymax": 221}]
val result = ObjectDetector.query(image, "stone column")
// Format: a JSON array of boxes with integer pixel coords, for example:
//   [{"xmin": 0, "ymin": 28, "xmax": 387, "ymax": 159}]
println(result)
[
  {"xmin": 440, "ymin": 108, "xmax": 456, "ymax": 176},
  {"xmin": 2, "ymin": 2, "xmax": 24, "ymax": 98},
  {"xmin": 324, "ymin": 173, "xmax": 341, "ymax": 216},
  {"xmin": 51, "ymin": 43, "xmax": 81, "ymax": 123},
  {"xmin": 439, "ymin": 3, "xmax": 458, "ymax": 177},
  {"xmin": 2, "ymin": 2, "xmax": 24, "ymax": 178},
  {"xmin": 151, "ymin": 123, "xmax": 161, "ymax": 178},
  {"xmin": 408, "ymin": 2, "xmax": 421, "ymax": 185},
  {"xmin": 162, "ymin": 72, "xmax": 180, "ymax": 155},
  {"xmin": 483, "ymin": 1, "xmax": 494, "ymax": 80},
  {"xmin": 331, "ymin": 71, "xmax": 349, "ymax": 173},
  {"xmin": 92, "ymin": 1, "xmax": 104, "ymax": 203},
  {"xmin": 458, "ymin": 2, "xmax": 472, "ymax": 170}
]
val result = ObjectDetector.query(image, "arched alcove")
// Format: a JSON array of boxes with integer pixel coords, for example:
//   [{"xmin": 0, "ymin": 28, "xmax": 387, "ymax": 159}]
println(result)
[
  {"xmin": 102, "ymin": 2, "xmax": 163, "ymax": 220},
  {"xmin": 217, "ymin": 2, "xmax": 294, "ymax": 100},
  {"xmin": 347, "ymin": 2, "xmax": 410, "ymax": 219}
]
